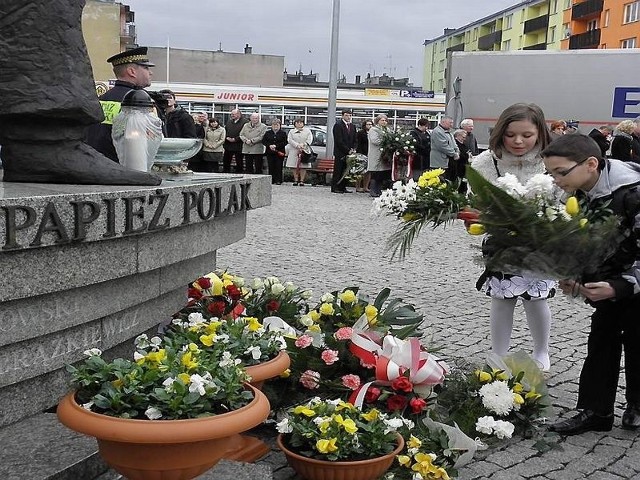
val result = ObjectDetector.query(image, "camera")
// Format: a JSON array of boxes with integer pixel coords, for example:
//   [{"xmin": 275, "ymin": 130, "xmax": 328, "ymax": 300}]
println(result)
[{"xmin": 147, "ymin": 90, "xmax": 171, "ymax": 110}]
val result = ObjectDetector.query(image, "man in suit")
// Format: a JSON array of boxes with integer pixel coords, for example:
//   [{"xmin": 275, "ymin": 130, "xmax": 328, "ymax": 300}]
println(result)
[{"xmin": 331, "ymin": 110, "xmax": 357, "ymax": 193}]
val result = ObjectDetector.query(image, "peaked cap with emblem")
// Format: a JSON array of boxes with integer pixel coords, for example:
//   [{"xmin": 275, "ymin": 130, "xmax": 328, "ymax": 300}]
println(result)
[{"xmin": 107, "ymin": 46, "xmax": 155, "ymax": 67}]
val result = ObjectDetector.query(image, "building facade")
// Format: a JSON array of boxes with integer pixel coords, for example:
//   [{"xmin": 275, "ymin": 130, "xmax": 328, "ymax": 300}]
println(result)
[
  {"xmin": 423, "ymin": 0, "xmax": 640, "ymax": 92},
  {"xmin": 82, "ymin": 0, "xmax": 137, "ymax": 82}
]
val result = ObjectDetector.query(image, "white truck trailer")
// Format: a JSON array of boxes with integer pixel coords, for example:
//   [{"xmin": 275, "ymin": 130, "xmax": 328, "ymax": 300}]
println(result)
[{"xmin": 445, "ymin": 49, "xmax": 640, "ymax": 148}]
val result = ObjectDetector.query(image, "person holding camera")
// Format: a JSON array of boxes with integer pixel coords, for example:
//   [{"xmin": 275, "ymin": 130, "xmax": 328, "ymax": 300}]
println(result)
[{"xmin": 86, "ymin": 47, "xmax": 155, "ymax": 163}]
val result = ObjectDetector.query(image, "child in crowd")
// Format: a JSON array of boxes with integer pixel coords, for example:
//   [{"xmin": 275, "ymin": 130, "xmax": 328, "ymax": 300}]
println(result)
[
  {"xmin": 542, "ymin": 134, "xmax": 640, "ymax": 435},
  {"xmin": 470, "ymin": 103, "xmax": 554, "ymax": 371}
]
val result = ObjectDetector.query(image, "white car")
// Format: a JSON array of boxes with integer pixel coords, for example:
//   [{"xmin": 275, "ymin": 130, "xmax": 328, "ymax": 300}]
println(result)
[{"xmin": 282, "ymin": 125, "xmax": 327, "ymax": 160}]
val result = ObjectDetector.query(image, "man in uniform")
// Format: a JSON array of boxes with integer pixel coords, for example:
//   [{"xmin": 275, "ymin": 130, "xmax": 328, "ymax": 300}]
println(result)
[{"xmin": 86, "ymin": 46, "xmax": 155, "ymax": 162}]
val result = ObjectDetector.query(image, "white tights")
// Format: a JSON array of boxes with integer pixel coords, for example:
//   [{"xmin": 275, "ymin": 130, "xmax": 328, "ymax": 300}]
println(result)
[{"xmin": 490, "ymin": 297, "xmax": 551, "ymax": 371}]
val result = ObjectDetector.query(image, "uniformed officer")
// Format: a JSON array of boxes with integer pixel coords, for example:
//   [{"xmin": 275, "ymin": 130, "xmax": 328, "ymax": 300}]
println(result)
[{"xmin": 86, "ymin": 46, "xmax": 155, "ymax": 162}]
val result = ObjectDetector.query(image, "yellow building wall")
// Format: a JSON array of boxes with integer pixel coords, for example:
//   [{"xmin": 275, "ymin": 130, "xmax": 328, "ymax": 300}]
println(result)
[{"xmin": 82, "ymin": 1, "xmax": 122, "ymax": 82}]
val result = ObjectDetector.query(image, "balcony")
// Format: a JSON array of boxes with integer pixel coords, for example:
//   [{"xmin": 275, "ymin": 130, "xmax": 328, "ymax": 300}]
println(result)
[
  {"xmin": 572, "ymin": 0, "xmax": 604, "ymax": 20},
  {"xmin": 446, "ymin": 43, "xmax": 465, "ymax": 54},
  {"xmin": 523, "ymin": 42, "xmax": 547, "ymax": 50},
  {"xmin": 478, "ymin": 30, "xmax": 502, "ymax": 50},
  {"xmin": 569, "ymin": 28, "xmax": 601, "ymax": 49},
  {"xmin": 524, "ymin": 15, "xmax": 549, "ymax": 34}
]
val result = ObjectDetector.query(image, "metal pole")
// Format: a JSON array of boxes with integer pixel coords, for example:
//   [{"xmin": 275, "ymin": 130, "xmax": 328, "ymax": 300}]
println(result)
[
  {"xmin": 325, "ymin": 0, "xmax": 340, "ymax": 160},
  {"xmin": 166, "ymin": 37, "xmax": 170, "ymax": 83}
]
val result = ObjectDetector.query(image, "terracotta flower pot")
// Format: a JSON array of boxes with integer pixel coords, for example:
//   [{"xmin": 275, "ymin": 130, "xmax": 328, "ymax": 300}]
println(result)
[
  {"xmin": 57, "ymin": 384, "xmax": 270, "ymax": 480},
  {"xmin": 276, "ymin": 433, "xmax": 405, "ymax": 480},
  {"xmin": 245, "ymin": 350, "xmax": 290, "ymax": 390}
]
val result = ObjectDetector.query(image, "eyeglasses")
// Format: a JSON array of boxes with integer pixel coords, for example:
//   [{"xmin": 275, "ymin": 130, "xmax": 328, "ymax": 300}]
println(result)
[{"xmin": 545, "ymin": 157, "xmax": 589, "ymax": 178}]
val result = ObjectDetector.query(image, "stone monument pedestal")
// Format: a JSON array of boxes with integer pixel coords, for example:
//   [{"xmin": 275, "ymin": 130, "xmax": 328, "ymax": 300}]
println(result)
[{"xmin": 0, "ymin": 172, "xmax": 271, "ymax": 479}]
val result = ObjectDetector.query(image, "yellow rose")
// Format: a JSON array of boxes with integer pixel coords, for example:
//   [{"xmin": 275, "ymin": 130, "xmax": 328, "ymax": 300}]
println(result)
[
  {"xmin": 365, "ymin": 305, "xmax": 378, "ymax": 323},
  {"xmin": 309, "ymin": 310, "xmax": 321, "ymax": 322},
  {"xmin": 339, "ymin": 290, "xmax": 357, "ymax": 304},
  {"xmin": 565, "ymin": 196, "xmax": 580, "ymax": 216},
  {"xmin": 475, "ymin": 370, "xmax": 492, "ymax": 383},
  {"xmin": 492, "ymin": 368, "xmax": 509, "ymax": 381},
  {"xmin": 308, "ymin": 324, "xmax": 321, "ymax": 333},
  {"xmin": 319, "ymin": 303, "xmax": 335, "ymax": 316},
  {"xmin": 513, "ymin": 393, "xmax": 525, "ymax": 405},
  {"xmin": 468, "ymin": 223, "xmax": 486, "ymax": 235},
  {"xmin": 512, "ymin": 382, "xmax": 524, "ymax": 393}
]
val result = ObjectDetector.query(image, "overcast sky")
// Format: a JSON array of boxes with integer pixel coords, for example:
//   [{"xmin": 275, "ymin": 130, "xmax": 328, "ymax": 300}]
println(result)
[{"xmin": 126, "ymin": 0, "xmax": 519, "ymax": 87}]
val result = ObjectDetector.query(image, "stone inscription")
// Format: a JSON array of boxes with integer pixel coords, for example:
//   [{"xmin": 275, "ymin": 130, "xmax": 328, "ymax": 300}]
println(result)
[
  {"xmin": 0, "ymin": 297, "xmax": 82, "ymax": 342},
  {"xmin": 0, "ymin": 324, "xmax": 101, "ymax": 387},
  {"xmin": 1, "ymin": 182, "xmax": 252, "ymax": 251}
]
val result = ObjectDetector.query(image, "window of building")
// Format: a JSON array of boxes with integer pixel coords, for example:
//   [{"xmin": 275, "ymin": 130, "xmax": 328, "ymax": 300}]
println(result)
[
  {"xmin": 563, "ymin": 23, "xmax": 571, "ymax": 38},
  {"xmin": 505, "ymin": 14, "xmax": 513, "ymax": 29},
  {"xmin": 465, "ymin": 31, "xmax": 470, "ymax": 42},
  {"xmin": 621, "ymin": 37, "xmax": 637, "ymax": 48},
  {"xmin": 473, "ymin": 28, "xmax": 478, "ymax": 41},
  {"xmin": 564, "ymin": 0, "xmax": 571, "ymax": 9},
  {"xmin": 624, "ymin": 1, "xmax": 640, "ymax": 23},
  {"xmin": 551, "ymin": 0, "xmax": 559, "ymax": 14},
  {"xmin": 439, "ymin": 58, "xmax": 445, "ymax": 71},
  {"xmin": 549, "ymin": 25, "xmax": 556, "ymax": 43},
  {"xmin": 502, "ymin": 39, "xmax": 511, "ymax": 50},
  {"xmin": 440, "ymin": 40, "xmax": 446, "ymax": 52},
  {"xmin": 587, "ymin": 19, "xmax": 599, "ymax": 31}
]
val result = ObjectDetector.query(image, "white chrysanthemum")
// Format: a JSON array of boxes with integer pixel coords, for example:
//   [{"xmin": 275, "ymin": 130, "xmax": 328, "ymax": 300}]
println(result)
[
  {"xmin": 479, "ymin": 381, "xmax": 514, "ymax": 416},
  {"xmin": 475, "ymin": 415, "xmax": 496, "ymax": 434},
  {"xmin": 495, "ymin": 173, "xmax": 527, "ymax": 197},
  {"xmin": 523, "ymin": 173, "xmax": 555, "ymax": 200},
  {"xmin": 493, "ymin": 420, "xmax": 515, "ymax": 439},
  {"xmin": 145, "ymin": 407, "xmax": 162, "ymax": 420},
  {"xmin": 276, "ymin": 417, "xmax": 293, "ymax": 433}
]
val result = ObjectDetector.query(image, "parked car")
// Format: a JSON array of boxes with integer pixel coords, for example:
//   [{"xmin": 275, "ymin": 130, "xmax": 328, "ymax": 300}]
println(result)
[{"xmin": 282, "ymin": 125, "xmax": 327, "ymax": 160}]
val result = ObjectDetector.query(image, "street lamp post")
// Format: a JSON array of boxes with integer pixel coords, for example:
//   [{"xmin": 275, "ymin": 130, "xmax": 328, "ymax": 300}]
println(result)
[{"xmin": 325, "ymin": 0, "xmax": 340, "ymax": 160}]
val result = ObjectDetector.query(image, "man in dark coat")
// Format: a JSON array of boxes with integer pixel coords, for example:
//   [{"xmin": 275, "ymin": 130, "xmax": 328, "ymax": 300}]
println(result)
[
  {"xmin": 223, "ymin": 109, "xmax": 248, "ymax": 173},
  {"xmin": 86, "ymin": 47, "xmax": 155, "ymax": 162},
  {"xmin": 588, "ymin": 126, "xmax": 612, "ymax": 157},
  {"xmin": 409, "ymin": 118, "xmax": 431, "ymax": 180},
  {"xmin": 331, "ymin": 110, "xmax": 357, "ymax": 193},
  {"xmin": 160, "ymin": 90, "xmax": 197, "ymax": 139}
]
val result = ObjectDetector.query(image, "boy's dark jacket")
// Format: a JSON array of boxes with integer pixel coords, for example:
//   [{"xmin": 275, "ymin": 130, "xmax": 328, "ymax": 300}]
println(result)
[{"xmin": 580, "ymin": 159, "xmax": 640, "ymax": 301}]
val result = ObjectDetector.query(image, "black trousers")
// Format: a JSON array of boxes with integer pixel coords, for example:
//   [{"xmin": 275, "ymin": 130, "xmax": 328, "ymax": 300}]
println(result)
[
  {"xmin": 331, "ymin": 155, "xmax": 348, "ymax": 191},
  {"xmin": 267, "ymin": 154, "xmax": 284, "ymax": 184},
  {"xmin": 577, "ymin": 295, "xmax": 640, "ymax": 414},
  {"xmin": 245, "ymin": 154, "xmax": 264, "ymax": 174},
  {"xmin": 223, "ymin": 150, "xmax": 244, "ymax": 173}
]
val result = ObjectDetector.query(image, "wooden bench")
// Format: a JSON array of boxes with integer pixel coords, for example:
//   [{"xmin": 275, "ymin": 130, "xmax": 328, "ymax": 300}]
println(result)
[{"xmin": 307, "ymin": 158, "xmax": 334, "ymax": 186}]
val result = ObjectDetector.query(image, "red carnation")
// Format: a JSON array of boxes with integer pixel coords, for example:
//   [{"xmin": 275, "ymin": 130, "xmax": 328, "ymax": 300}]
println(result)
[
  {"xmin": 196, "ymin": 277, "xmax": 211, "ymax": 289},
  {"xmin": 391, "ymin": 376, "xmax": 414, "ymax": 393},
  {"xmin": 364, "ymin": 387, "xmax": 381, "ymax": 403},
  {"xmin": 226, "ymin": 285, "xmax": 243, "ymax": 301},
  {"xmin": 386, "ymin": 394, "xmax": 408, "ymax": 412},
  {"xmin": 409, "ymin": 397, "xmax": 428, "ymax": 414},
  {"xmin": 266, "ymin": 299, "xmax": 280, "ymax": 312},
  {"xmin": 207, "ymin": 300, "xmax": 226, "ymax": 317}
]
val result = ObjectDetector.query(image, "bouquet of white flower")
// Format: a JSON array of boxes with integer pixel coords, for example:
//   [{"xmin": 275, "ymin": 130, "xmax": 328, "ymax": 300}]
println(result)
[{"xmin": 467, "ymin": 166, "xmax": 621, "ymax": 280}]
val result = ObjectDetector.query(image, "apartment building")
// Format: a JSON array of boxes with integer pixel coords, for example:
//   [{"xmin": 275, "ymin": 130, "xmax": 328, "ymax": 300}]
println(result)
[{"xmin": 423, "ymin": 0, "xmax": 640, "ymax": 92}]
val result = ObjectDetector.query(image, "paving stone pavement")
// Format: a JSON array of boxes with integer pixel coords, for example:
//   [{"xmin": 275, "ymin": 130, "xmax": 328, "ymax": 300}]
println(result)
[{"xmin": 216, "ymin": 183, "xmax": 640, "ymax": 480}]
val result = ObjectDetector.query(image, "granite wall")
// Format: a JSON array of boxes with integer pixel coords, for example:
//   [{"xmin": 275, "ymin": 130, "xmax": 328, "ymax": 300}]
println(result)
[{"xmin": 0, "ymin": 174, "xmax": 271, "ymax": 427}]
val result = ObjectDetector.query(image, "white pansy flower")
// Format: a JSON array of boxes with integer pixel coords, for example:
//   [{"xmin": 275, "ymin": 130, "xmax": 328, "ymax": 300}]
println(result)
[
  {"xmin": 219, "ymin": 351, "xmax": 241, "ymax": 367},
  {"xmin": 276, "ymin": 417, "xmax": 293, "ymax": 433},
  {"xmin": 215, "ymin": 333, "xmax": 230, "ymax": 344},
  {"xmin": 145, "ymin": 407, "xmax": 163, "ymax": 420},
  {"xmin": 134, "ymin": 334, "xmax": 149, "ymax": 348},
  {"xmin": 382, "ymin": 417, "xmax": 404, "ymax": 433},
  {"xmin": 245, "ymin": 345, "xmax": 262, "ymax": 360},
  {"xmin": 189, "ymin": 374, "xmax": 208, "ymax": 396},
  {"xmin": 82, "ymin": 401, "xmax": 94, "ymax": 410},
  {"xmin": 133, "ymin": 351, "xmax": 145, "ymax": 362},
  {"xmin": 83, "ymin": 348, "xmax": 102, "ymax": 357},
  {"xmin": 162, "ymin": 377, "xmax": 176, "ymax": 390},
  {"xmin": 187, "ymin": 312, "xmax": 205, "ymax": 327},
  {"xmin": 475, "ymin": 415, "xmax": 496, "ymax": 434},
  {"xmin": 150, "ymin": 336, "xmax": 162, "ymax": 348}
]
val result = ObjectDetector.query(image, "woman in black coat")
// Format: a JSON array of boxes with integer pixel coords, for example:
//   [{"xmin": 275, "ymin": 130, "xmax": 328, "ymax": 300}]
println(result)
[{"xmin": 262, "ymin": 119, "xmax": 288, "ymax": 184}]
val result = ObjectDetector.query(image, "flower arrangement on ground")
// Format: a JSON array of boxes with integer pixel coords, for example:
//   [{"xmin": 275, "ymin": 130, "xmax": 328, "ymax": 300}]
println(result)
[
  {"xmin": 241, "ymin": 274, "xmax": 312, "ymax": 323},
  {"xmin": 433, "ymin": 351, "xmax": 550, "ymax": 442},
  {"xmin": 373, "ymin": 169, "xmax": 468, "ymax": 259},
  {"xmin": 68, "ymin": 338, "xmax": 252, "ymax": 420},
  {"xmin": 466, "ymin": 166, "xmax": 621, "ymax": 280},
  {"xmin": 276, "ymin": 397, "xmax": 409, "ymax": 461},
  {"xmin": 264, "ymin": 287, "xmax": 425, "ymax": 409}
]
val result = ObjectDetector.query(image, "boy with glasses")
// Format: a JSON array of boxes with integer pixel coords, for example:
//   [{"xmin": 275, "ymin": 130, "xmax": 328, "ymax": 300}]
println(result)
[{"xmin": 541, "ymin": 134, "xmax": 640, "ymax": 435}]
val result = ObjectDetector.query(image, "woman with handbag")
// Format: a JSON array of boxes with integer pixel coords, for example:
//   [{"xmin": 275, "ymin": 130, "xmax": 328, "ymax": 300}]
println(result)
[
  {"xmin": 286, "ymin": 118, "xmax": 313, "ymax": 186},
  {"xmin": 262, "ymin": 118, "xmax": 287, "ymax": 184},
  {"xmin": 201, "ymin": 117, "xmax": 225, "ymax": 173}
]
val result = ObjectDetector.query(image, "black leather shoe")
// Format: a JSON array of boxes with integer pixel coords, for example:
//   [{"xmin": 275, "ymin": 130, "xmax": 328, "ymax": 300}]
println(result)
[
  {"xmin": 622, "ymin": 405, "xmax": 640, "ymax": 430},
  {"xmin": 549, "ymin": 410, "xmax": 613, "ymax": 435},
  {"xmin": 331, "ymin": 189, "xmax": 345, "ymax": 194}
]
